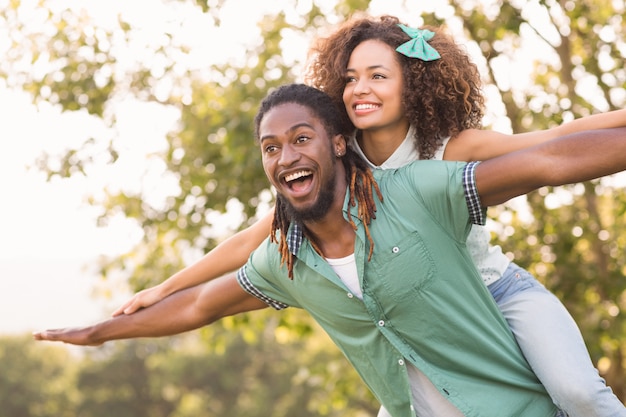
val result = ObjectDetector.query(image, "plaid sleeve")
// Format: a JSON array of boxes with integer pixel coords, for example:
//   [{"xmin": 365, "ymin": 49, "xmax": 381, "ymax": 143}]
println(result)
[
  {"xmin": 237, "ymin": 265, "xmax": 289, "ymax": 310},
  {"xmin": 463, "ymin": 161, "xmax": 487, "ymax": 226}
]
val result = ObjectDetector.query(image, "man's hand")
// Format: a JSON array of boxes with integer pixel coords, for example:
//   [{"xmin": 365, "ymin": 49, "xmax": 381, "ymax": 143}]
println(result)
[
  {"xmin": 33, "ymin": 326, "xmax": 102, "ymax": 346},
  {"xmin": 33, "ymin": 274, "xmax": 268, "ymax": 347}
]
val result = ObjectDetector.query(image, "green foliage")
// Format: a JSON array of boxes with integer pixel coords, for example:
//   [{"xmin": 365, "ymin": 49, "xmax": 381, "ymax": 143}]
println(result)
[
  {"xmin": 5, "ymin": 330, "xmax": 377, "ymax": 416},
  {"xmin": 1, "ymin": 4, "xmax": 118, "ymax": 116},
  {"xmin": 3, "ymin": 0, "xmax": 626, "ymax": 409},
  {"xmin": 0, "ymin": 335, "xmax": 77, "ymax": 417}
]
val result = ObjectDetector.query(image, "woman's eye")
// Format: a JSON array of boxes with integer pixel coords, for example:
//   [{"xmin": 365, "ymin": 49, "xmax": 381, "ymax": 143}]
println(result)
[{"xmin": 345, "ymin": 76, "xmax": 356, "ymax": 84}]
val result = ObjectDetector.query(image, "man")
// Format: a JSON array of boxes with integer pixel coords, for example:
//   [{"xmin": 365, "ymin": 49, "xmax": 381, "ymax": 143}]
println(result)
[{"xmin": 36, "ymin": 84, "xmax": 626, "ymax": 416}]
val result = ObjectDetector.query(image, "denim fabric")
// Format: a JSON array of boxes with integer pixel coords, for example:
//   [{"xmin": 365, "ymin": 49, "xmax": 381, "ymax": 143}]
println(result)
[{"xmin": 489, "ymin": 263, "xmax": 626, "ymax": 417}]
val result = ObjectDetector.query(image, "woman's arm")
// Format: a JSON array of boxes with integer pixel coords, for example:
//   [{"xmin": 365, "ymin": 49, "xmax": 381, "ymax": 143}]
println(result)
[
  {"xmin": 34, "ymin": 274, "xmax": 268, "ymax": 346},
  {"xmin": 113, "ymin": 209, "xmax": 274, "ymax": 316},
  {"xmin": 443, "ymin": 108, "xmax": 626, "ymax": 162}
]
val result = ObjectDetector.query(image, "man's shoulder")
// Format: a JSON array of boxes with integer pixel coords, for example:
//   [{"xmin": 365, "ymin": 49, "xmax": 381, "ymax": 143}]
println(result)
[
  {"xmin": 248, "ymin": 234, "xmax": 282, "ymax": 265},
  {"xmin": 373, "ymin": 160, "xmax": 464, "ymax": 181}
]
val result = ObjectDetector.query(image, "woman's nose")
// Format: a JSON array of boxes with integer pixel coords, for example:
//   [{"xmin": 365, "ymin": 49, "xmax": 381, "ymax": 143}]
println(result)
[{"xmin": 352, "ymin": 78, "xmax": 370, "ymax": 95}]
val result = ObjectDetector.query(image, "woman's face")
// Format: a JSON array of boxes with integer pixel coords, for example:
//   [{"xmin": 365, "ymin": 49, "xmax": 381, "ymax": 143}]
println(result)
[{"xmin": 342, "ymin": 39, "xmax": 408, "ymax": 134}]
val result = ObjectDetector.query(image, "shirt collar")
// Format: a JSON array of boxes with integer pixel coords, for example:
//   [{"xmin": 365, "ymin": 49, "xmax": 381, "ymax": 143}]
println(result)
[
  {"xmin": 348, "ymin": 126, "xmax": 419, "ymax": 170},
  {"xmin": 287, "ymin": 222, "xmax": 304, "ymax": 256},
  {"xmin": 349, "ymin": 126, "xmax": 451, "ymax": 167}
]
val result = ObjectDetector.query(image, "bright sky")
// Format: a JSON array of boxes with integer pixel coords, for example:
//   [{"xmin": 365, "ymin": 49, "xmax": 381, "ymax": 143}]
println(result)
[
  {"xmin": 0, "ymin": 88, "xmax": 133, "ymax": 333},
  {"xmin": 0, "ymin": 0, "xmax": 571, "ymax": 335}
]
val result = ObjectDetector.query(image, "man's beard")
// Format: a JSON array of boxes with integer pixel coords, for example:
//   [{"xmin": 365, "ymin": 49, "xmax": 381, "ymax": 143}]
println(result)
[{"xmin": 277, "ymin": 172, "xmax": 337, "ymax": 223}]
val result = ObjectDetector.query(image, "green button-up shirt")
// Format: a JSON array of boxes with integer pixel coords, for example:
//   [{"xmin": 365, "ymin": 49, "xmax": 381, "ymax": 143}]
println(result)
[{"xmin": 238, "ymin": 161, "xmax": 557, "ymax": 417}]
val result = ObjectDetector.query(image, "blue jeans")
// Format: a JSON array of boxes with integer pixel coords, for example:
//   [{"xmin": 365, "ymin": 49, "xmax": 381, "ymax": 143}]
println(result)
[{"xmin": 489, "ymin": 263, "xmax": 626, "ymax": 417}]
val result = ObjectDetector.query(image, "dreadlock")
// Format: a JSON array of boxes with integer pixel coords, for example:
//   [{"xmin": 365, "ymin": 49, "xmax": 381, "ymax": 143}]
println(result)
[
  {"xmin": 254, "ymin": 84, "xmax": 382, "ymax": 279},
  {"xmin": 342, "ymin": 147, "xmax": 382, "ymax": 255}
]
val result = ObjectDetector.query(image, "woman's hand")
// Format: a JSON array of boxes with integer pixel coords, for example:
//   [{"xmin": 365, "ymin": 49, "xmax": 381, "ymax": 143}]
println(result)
[{"xmin": 112, "ymin": 285, "xmax": 166, "ymax": 316}]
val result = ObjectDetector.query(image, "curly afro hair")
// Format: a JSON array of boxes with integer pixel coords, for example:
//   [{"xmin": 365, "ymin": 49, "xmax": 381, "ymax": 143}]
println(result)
[{"xmin": 305, "ymin": 14, "xmax": 485, "ymax": 159}]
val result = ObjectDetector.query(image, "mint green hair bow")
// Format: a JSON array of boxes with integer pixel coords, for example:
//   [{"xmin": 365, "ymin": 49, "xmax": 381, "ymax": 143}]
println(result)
[{"xmin": 396, "ymin": 24, "xmax": 441, "ymax": 61}]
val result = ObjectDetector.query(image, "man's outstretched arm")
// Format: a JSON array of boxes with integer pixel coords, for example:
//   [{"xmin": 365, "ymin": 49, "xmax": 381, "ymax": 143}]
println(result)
[
  {"xmin": 476, "ymin": 126, "xmax": 626, "ymax": 207},
  {"xmin": 33, "ymin": 273, "xmax": 268, "ymax": 346}
]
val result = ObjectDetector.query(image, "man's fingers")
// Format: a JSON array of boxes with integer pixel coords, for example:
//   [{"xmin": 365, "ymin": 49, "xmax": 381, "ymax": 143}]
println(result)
[
  {"xmin": 32, "ymin": 329, "xmax": 61, "ymax": 341},
  {"xmin": 32, "ymin": 328, "xmax": 99, "ymax": 346}
]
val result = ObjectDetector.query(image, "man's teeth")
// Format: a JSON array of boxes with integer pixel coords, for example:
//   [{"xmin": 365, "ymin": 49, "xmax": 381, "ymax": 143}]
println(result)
[
  {"xmin": 285, "ymin": 170, "xmax": 312, "ymax": 182},
  {"xmin": 355, "ymin": 103, "xmax": 378, "ymax": 110}
]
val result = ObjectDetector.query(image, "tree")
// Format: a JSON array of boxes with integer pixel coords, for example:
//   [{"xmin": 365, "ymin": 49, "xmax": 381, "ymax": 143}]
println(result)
[
  {"xmin": 71, "ymin": 329, "xmax": 377, "ymax": 417},
  {"xmin": 0, "ymin": 335, "xmax": 77, "ymax": 417},
  {"xmin": 3, "ymin": 0, "xmax": 625, "ymax": 406}
]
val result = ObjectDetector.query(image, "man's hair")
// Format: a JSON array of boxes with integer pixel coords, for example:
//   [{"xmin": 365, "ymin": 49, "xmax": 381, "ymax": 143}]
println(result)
[
  {"xmin": 255, "ymin": 84, "xmax": 382, "ymax": 278},
  {"xmin": 254, "ymin": 83, "xmax": 353, "ymax": 143}
]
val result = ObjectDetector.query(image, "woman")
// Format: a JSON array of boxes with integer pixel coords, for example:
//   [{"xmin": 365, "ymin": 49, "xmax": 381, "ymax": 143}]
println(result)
[{"xmin": 116, "ymin": 14, "xmax": 626, "ymax": 416}]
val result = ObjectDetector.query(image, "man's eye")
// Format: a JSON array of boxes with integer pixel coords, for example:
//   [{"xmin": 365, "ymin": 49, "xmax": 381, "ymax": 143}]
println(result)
[
  {"xmin": 264, "ymin": 145, "xmax": 278, "ymax": 153},
  {"xmin": 296, "ymin": 135, "xmax": 310, "ymax": 143}
]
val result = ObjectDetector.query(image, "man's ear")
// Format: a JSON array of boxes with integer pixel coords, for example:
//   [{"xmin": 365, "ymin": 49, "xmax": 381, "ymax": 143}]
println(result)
[{"xmin": 333, "ymin": 134, "xmax": 347, "ymax": 157}]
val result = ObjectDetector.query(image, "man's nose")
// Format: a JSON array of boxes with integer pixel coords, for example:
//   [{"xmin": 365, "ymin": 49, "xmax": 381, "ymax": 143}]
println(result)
[{"xmin": 278, "ymin": 144, "xmax": 301, "ymax": 166}]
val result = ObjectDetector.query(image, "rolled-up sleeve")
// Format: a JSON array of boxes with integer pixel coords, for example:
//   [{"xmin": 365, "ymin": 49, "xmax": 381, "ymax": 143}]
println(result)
[
  {"xmin": 237, "ymin": 265, "xmax": 289, "ymax": 310},
  {"xmin": 463, "ymin": 161, "xmax": 486, "ymax": 226}
]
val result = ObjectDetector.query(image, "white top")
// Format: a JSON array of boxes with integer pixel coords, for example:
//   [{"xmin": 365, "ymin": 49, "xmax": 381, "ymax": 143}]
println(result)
[
  {"xmin": 349, "ymin": 127, "xmax": 510, "ymax": 286},
  {"xmin": 326, "ymin": 254, "xmax": 361, "ymax": 298}
]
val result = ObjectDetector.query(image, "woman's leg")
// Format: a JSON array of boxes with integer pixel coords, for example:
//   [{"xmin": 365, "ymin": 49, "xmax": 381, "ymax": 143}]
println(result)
[{"xmin": 489, "ymin": 263, "xmax": 626, "ymax": 417}]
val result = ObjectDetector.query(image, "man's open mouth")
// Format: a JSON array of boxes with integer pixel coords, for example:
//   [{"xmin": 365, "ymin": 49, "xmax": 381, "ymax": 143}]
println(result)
[{"xmin": 284, "ymin": 170, "xmax": 313, "ymax": 191}]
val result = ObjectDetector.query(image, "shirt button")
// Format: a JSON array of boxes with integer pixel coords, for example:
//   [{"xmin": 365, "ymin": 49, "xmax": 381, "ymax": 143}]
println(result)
[
  {"xmin": 392, "ymin": 246, "xmax": 400, "ymax": 253},
  {"xmin": 410, "ymin": 405, "xmax": 415, "ymax": 411},
  {"xmin": 347, "ymin": 292, "xmax": 354, "ymax": 298},
  {"xmin": 398, "ymin": 359, "xmax": 405, "ymax": 366},
  {"xmin": 378, "ymin": 320, "xmax": 385, "ymax": 327}
]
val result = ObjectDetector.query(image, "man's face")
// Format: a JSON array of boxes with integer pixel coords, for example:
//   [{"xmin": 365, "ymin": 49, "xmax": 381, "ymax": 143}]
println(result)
[{"xmin": 259, "ymin": 102, "xmax": 343, "ymax": 222}]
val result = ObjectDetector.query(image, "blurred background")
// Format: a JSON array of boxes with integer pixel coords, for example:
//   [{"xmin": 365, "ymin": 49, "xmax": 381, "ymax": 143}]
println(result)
[{"xmin": 1, "ymin": 0, "xmax": 625, "ymax": 415}]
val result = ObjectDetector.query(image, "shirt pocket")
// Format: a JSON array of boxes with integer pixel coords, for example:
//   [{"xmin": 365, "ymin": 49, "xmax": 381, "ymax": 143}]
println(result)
[{"xmin": 369, "ymin": 231, "xmax": 436, "ymax": 302}]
